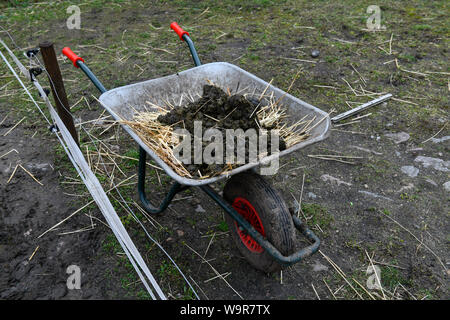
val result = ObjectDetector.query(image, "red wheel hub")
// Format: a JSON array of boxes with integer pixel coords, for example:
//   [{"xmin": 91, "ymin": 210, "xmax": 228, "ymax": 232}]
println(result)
[{"xmin": 232, "ymin": 197, "xmax": 265, "ymax": 253}]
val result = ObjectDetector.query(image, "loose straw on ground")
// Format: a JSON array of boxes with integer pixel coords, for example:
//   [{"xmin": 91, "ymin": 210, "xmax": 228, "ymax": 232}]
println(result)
[
  {"xmin": 184, "ymin": 242, "xmax": 244, "ymax": 300},
  {"xmin": 421, "ymin": 121, "xmax": 448, "ymax": 144},
  {"xmin": 0, "ymin": 148, "xmax": 18, "ymax": 159},
  {"xmin": 323, "ymin": 278, "xmax": 337, "ymax": 300},
  {"xmin": 37, "ymin": 174, "xmax": 137, "ymax": 238},
  {"xmin": 3, "ymin": 116, "xmax": 25, "ymax": 136},
  {"xmin": 319, "ymin": 250, "xmax": 364, "ymax": 299},
  {"xmin": 312, "ymin": 283, "xmax": 321, "ymax": 300},
  {"xmin": 377, "ymin": 210, "xmax": 447, "ymax": 273},
  {"xmin": 6, "ymin": 164, "xmax": 19, "ymax": 183},
  {"xmin": 307, "ymin": 154, "xmax": 362, "ymax": 165},
  {"xmin": 19, "ymin": 164, "xmax": 43, "ymax": 186},
  {"xmin": 28, "ymin": 246, "xmax": 39, "ymax": 261},
  {"xmin": 365, "ymin": 250, "xmax": 386, "ymax": 300}
]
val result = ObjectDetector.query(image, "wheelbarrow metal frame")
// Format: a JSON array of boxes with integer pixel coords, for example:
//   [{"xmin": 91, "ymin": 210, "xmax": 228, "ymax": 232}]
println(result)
[{"xmin": 65, "ymin": 30, "xmax": 324, "ymax": 267}]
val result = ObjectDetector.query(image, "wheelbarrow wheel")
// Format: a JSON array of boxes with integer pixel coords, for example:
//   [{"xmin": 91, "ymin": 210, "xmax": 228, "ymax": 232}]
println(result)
[{"xmin": 223, "ymin": 172, "xmax": 296, "ymax": 273}]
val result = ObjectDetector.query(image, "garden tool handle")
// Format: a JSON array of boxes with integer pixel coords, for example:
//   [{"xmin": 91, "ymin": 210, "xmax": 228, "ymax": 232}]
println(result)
[
  {"xmin": 170, "ymin": 22, "xmax": 189, "ymax": 40},
  {"xmin": 169, "ymin": 22, "xmax": 201, "ymax": 67},
  {"xmin": 62, "ymin": 47, "xmax": 106, "ymax": 93},
  {"xmin": 62, "ymin": 47, "xmax": 84, "ymax": 68}
]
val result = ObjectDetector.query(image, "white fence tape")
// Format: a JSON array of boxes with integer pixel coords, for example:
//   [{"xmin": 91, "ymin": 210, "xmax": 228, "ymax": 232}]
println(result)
[{"xmin": 0, "ymin": 39, "xmax": 166, "ymax": 300}]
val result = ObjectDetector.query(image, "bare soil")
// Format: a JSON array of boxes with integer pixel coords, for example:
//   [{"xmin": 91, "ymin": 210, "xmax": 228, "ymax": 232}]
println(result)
[
  {"xmin": 0, "ymin": 119, "xmax": 126, "ymax": 299},
  {"xmin": 0, "ymin": 1, "xmax": 448, "ymax": 300}
]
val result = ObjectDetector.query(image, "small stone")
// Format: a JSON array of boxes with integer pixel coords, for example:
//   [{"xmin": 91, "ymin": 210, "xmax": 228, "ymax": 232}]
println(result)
[
  {"xmin": 311, "ymin": 49, "xmax": 320, "ymax": 58},
  {"xmin": 320, "ymin": 174, "xmax": 352, "ymax": 186},
  {"xmin": 110, "ymin": 145, "xmax": 120, "ymax": 153},
  {"xmin": 352, "ymin": 145, "xmax": 383, "ymax": 155},
  {"xmin": 92, "ymin": 118, "xmax": 106, "ymax": 126},
  {"xmin": 443, "ymin": 181, "xmax": 450, "ymax": 192},
  {"xmin": 398, "ymin": 183, "xmax": 414, "ymax": 193},
  {"xmin": 176, "ymin": 230, "xmax": 185, "ymax": 237},
  {"xmin": 414, "ymin": 156, "xmax": 450, "ymax": 172},
  {"xmin": 400, "ymin": 166, "xmax": 419, "ymax": 178},
  {"xmin": 358, "ymin": 190, "xmax": 393, "ymax": 202},
  {"xmin": 407, "ymin": 148, "xmax": 423, "ymax": 156},
  {"xmin": 312, "ymin": 261, "xmax": 328, "ymax": 272},
  {"xmin": 431, "ymin": 136, "xmax": 450, "ymax": 144},
  {"xmin": 385, "ymin": 132, "xmax": 410, "ymax": 144},
  {"xmin": 307, "ymin": 192, "xmax": 317, "ymax": 199},
  {"xmin": 195, "ymin": 205, "xmax": 206, "ymax": 213}
]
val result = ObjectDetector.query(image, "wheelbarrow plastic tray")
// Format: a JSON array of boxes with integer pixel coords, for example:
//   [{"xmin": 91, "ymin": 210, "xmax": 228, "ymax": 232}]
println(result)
[{"xmin": 99, "ymin": 62, "xmax": 331, "ymax": 186}]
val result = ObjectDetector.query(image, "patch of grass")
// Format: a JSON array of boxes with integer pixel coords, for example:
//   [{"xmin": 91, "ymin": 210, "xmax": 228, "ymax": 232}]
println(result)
[
  {"xmin": 122, "ymin": 149, "xmax": 140, "ymax": 168},
  {"xmin": 416, "ymin": 288, "xmax": 435, "ymax": 300},
  {"xmin": 156, "ymin": 259, "xmax": 195, "ymax": 299},
  {"xmin": 158, "ymin": 260, "xmax": 178, "ymax": 280},
  {"xmin": 136, "ymin": 289, "xmax": 152, "ymax": 299},
  {"xmin": 186, "ymin": 217, "xmax": 197, "ymax": 228},
  {"xmin": 181, "ymin": 286, "xmax": 196, "ymax": 300},
  {"xmin": 413, "ymin": 24, "xmax": 432, "ymax": 31},
  {"xmin": 301, "ymin": 202, "xmax": 333, "ymax": 233},
  {"xmin": 102, "ymin": 233, "xmax": 121, "ymax": 253},
  {"xmin": 248, "ymin": 53, "xmax": 260, "ymax": 61},
  {"xmin": 345, "ymin": 239, "xmax": 364, "ymax": 251},
  {"xmin": 380, "ymin": 266, "xmax": 412, "ymax": 291},
  {"xmin": 217, "ymin": 220, "xmax": 228, "ymax": 232},
  {"xmin": 120, "ymin": 213, "xmax": 135, "ymax": 227},
  {"xmin": 399, "ymin": 192, "xmax": 419, "ymax": 201},
  {"xmin": 398, "ymin": 53, "xmax": 417, "ymax": 63}
]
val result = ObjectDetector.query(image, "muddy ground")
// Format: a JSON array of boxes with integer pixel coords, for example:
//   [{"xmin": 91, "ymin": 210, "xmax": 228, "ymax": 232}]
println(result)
[{"xmin": 0, "ymin": 1, "xmax": 448, "ymax": 300}]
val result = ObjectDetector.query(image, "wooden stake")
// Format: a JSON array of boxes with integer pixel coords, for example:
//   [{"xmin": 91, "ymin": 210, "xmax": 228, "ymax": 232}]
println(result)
[{"xmin": 39, "ymin": 41, "xmax": 79, "ymax": 146}]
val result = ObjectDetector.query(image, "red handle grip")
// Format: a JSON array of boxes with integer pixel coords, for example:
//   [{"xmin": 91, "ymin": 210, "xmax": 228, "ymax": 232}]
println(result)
[
  {"xmin": 62, "ymin": 47, "xmax": 85, "ymax": 68},
  {"xmin": 170, "ymin": 22, "xmax": 189, "ymax": 40}
]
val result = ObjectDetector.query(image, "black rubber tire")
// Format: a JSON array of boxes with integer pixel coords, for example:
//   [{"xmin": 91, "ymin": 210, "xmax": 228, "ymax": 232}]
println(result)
[{"xmin": 223, "ymin": 172, "xmax": 296, "ymax": 273}]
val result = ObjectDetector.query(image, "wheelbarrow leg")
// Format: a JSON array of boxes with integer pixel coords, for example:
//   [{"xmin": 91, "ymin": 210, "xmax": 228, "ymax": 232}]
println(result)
[{"xmin": 138, "ymin": 146, "xmax": 189, "ymax": 214}]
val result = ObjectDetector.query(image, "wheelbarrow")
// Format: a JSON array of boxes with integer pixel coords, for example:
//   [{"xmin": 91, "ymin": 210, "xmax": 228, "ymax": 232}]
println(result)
[{"xmin": 62, "ymin": 22, "xmax": 331, "ymax": 273}]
